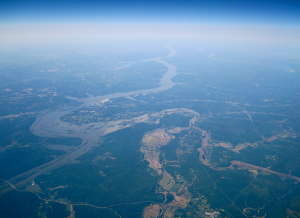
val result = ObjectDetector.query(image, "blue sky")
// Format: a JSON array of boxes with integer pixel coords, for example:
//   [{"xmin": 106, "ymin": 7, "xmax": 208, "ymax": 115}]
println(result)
[
  {"xmin": 1, "ymin": 0, "xmax": 299, "ymax": 53},
  {"xmin": 1, "ymin": 0, "xmax": 300, "ymax": 26}
]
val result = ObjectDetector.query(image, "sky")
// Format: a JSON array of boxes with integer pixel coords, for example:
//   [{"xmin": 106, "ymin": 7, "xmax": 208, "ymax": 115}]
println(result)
[
  {"xmin": 0, "ymin": 0, "xmax": 299, "ymax": 55},
  {"xmin": 0, "ymin": 0, "xmax": 300, "ymax": 26}
]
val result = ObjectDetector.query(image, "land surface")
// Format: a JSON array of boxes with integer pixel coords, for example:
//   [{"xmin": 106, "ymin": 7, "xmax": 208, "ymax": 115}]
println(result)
[{"xmin": 0, "ymin": 46, "xmax": 299, "ymax": 218}]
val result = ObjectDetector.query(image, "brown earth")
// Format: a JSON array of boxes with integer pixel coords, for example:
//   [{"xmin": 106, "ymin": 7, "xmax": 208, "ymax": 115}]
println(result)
[
  {"xmin": 267, "ymin": 136, "xmax": 278, "ymax": 142},
  {"xmin": 143, "ymin": 204, "xmax": 161, "ymax": 218},
  {"xmin": 141, "ymin": 129, "xmax": 174, "ymax": 173},
  {"xmin": 169, "ymin": 191, "xmax": 190, "ymax": 208},
  {"xmin": 229, "ymin": 161, "xmax": 300, "ymax": 182}
]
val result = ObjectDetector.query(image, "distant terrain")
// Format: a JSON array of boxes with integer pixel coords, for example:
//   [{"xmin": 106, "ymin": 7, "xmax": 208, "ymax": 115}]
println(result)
[{"xmin": 0, "ymin": 46, "xmax": 299, "ymax": 218}]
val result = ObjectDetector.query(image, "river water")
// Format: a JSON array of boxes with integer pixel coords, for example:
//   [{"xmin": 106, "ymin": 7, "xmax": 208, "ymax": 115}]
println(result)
[{"xmin": 0, "ymin": 47, "xmax": 179, "ymax": 194}]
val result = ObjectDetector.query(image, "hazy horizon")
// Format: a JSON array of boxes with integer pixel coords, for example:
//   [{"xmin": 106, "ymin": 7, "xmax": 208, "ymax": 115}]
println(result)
[{"xmin": 1, "ymin": 0, "xmax": 299, "ymax": 59}]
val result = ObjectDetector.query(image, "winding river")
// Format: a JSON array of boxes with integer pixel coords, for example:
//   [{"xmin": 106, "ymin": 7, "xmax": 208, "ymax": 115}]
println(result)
[{"xmin": 0, "ymin": 47, "xmax": 178, "ymax": 194}]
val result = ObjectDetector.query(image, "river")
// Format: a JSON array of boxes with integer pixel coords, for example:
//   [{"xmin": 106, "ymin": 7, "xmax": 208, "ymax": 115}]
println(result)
[{"xmin": 0, "ymin": 47, "xmax": 179, "ymax": 194}]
